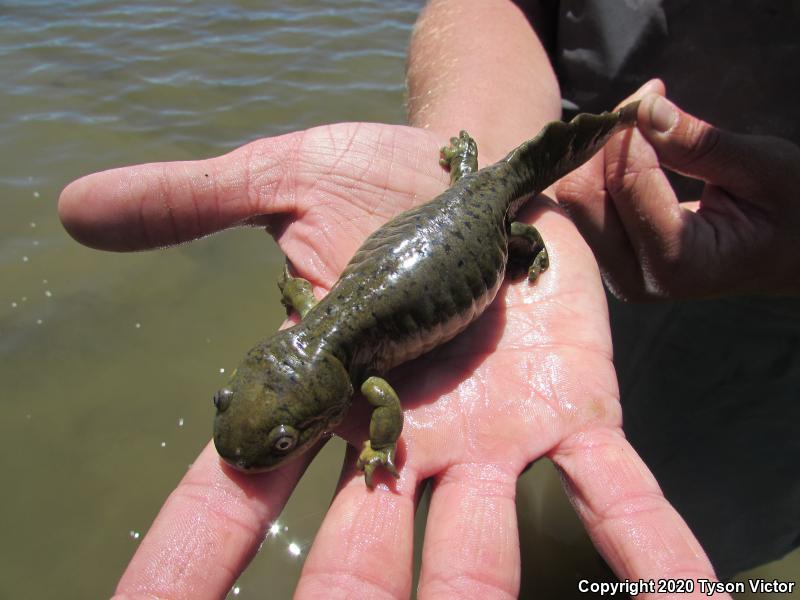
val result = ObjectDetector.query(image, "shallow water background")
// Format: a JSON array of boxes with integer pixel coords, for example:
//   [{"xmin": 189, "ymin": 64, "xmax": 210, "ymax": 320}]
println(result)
[{"xmin": 1, "ymin": 2, "xmax": 797, "ymax": 599}]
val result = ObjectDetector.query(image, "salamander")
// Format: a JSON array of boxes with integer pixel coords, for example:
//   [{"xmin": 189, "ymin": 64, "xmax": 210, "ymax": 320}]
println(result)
[{"xmin": 212, "ymin": 103, "xmax": 638, "ymax": 486}]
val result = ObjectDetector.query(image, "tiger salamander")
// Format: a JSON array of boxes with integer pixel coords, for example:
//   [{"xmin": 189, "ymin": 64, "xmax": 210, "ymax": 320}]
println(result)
[{"xmin": 213, "ymin": 103, "xmax": 639, "ymax": 486}]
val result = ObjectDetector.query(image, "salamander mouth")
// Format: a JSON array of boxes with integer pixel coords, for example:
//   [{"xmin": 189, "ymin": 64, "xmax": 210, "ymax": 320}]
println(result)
[
  {"xmin": 227, "ymin": 457, "xmax": 266, "ymax": 472},
  {"xmin": 226, "ymin": 456, "xmax": 251, "ymax": 471},
  {"xmin": 219, "ymin": 453, "xmax": 281, "ymax": 473}
]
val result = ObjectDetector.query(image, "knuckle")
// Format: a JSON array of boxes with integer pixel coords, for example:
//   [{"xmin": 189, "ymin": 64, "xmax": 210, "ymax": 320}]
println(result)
[
  {"xmin": 598, "ymin": 263, "xmax": 649, "ymax": 303},
  {"xmin": 597, "ymin": 488, "xmax": 671, "ymax": 523},
  {"xmin": 423, "ymin": 572, "xmax": 517, "ymax": 600},
  {"xmin": 633, "ymin": 230, "xmax": 687, "ymax": 297},
  {"xmin": 299, "ymin": 569, "xmax": 401, "ymax": 600},
  {"xmin": 603, "ymin": 273, "xmax": 652, "ymax": 303},
  {"xmin": 239, "ymin": 133, "xmax": 302, "ymax": 215},
  {"xmin": 676, "ymin": 119, "xmax": 723, "ymax": 170},
  {"xmin": 640, "ymin": 250, "xmax": 683, "ymax": 297},
  {"xmin": 636, "ymin": 213, "xmax": 699, "ymax": 298},
  {"xmin": 604, "ymin": 156, "xmax": 662, "ymax": 200},
  {"xmin": 641, "ymin": 248, "xmax": 705, "ymax": 299}
]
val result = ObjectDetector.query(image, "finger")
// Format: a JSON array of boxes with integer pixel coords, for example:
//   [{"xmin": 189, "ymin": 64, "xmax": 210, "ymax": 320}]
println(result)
[
  {"xmin": 555, "ymin": 79, "xmax": 666, "ymax": 300},
  {"xmin": 58, "ymin": 132, "xmax": 302, "ymax": 251},
  {"xmin": 417, "ymin": 462, "xmax": 520, "ymax": 600},
  {"xmin": 113, "ymin": 440, "xmax": 319, "ymax": 600},
  {"xmin": 295, "ymin": 444, "xmax": 416, "ymax": 600},
  {"xmin": 614, "ymin": 78, "xmax": 666, "ymax": 111},
  {"xmin": 603, "ymin": 118, "xmax": 700, "ymax": 297},
  {"xmin": 555, "ymin": 155, "xmax": 647, "ymax": 300},
  {"xmin": 552, "ymin": 428, "xmax": 725, "ymax": 599},
  {"xmin": 636, "ymin": 93, "xmax": 760, "ymax": 199},
  {"xmin": 603, "ymin": 117, "xmax": 764, "ymax": 298}
]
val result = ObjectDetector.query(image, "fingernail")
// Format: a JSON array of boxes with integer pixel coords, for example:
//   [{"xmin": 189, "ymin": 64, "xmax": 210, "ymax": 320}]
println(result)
[{"xmin": 649, "ymin": 96, "xmax": 677, "ymax": 133}]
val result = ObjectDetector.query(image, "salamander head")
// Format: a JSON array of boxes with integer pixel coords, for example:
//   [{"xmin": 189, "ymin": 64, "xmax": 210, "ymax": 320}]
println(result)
[{"xmin": 212, "ymin": 336, "xmax": 352, "ymax": 472}]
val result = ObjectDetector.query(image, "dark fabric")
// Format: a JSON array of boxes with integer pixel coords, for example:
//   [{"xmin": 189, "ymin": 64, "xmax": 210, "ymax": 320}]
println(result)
[{"xmin": 546, "ymin": 0, "xmax": 800, "ymax": 579}]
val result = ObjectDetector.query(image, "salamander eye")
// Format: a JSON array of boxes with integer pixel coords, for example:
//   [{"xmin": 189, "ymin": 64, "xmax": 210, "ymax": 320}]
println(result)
[
  {"xmin": 213, "ymin": 388, "xmax": 234, "ymax": 412},
  {"xmin": 267, "ymin": 424, "xmax": 298, "ymax": 453},
  {"xmin": 274, "ymin": 436, "xmax": 294, "ymax": 451}
]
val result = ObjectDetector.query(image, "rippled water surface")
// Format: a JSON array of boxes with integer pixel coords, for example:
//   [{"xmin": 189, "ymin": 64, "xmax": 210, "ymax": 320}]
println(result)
[
  {"xmin": 2, "ymin": 2, "xmax": 797, "ymax": 599},
  {"xmin": 1, "ymin": 2, "xmax": 418, "ymax": 598}
]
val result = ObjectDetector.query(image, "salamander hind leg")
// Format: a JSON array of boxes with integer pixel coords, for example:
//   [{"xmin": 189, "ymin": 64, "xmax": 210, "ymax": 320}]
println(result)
[
  {"xmin": 508, "ymin": 221, "xmax": 550, "ymax": 283},
  {"xmin": 277, "ymin": 262, "xmax": 317, "ymax": 319},
  {"xmin": 439, "ymin": 130, "xmax": 478, "ymax": 185},
  {"xmin": 356, "ymin": 376, "xmax": 403, "ymax": 488}
]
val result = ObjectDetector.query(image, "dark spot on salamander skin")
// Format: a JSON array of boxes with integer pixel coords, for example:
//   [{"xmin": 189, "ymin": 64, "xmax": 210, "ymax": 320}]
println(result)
[
  {"xmin": 453, "ymin": 230, "xmax": 464, "ymax": 241},
  {"xmin": 458, "ymin": 259, "xmax": 464, "ymax": 268}
]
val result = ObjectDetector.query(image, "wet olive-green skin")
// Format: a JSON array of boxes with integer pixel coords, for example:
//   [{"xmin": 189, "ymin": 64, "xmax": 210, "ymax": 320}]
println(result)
[{"xmin": 213, "ymin": 105, "xmax": 638, "ymax": 472}]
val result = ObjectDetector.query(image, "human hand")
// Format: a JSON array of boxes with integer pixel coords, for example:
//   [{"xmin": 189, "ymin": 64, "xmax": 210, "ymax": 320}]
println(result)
[
  {"xmin": 60, "ymin": 121, "xmax": 721, "ymax": 599},
  {"xmin": 556, "ymin": 80, "xmax": 800, "ymax": 300}
]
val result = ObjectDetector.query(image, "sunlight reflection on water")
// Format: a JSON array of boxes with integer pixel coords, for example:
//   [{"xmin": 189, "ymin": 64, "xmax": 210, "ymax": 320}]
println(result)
[{"xmin": 1, "ymin": 2, "xmax": 419, "ymax": 598}]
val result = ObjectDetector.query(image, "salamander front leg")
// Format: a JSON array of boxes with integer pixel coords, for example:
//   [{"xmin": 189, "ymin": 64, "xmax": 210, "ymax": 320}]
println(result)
[
  {"xmin": 277, "ymin": 262, "xmax": 317, "ymax": 319},
  {"xmin": 440, "ymin": 130, "xmax": 478, "ymax": 185},
  {"xmin": 356, "ymin": 376, "xmax": 403, "ymax": 488},
  {"xmin": 509, "ymin": 221, "xmax": 550, "ymax": 282}
]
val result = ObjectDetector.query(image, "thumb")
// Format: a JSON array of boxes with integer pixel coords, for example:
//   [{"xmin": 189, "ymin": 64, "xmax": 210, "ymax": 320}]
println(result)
[{"xmin": 636, "ymin": 94, "xmax": 757, "ymax": 196}]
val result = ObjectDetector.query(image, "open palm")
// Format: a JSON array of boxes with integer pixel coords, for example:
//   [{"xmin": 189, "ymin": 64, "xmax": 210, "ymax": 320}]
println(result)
[{"xmin": 60, "ymin": 122, "xmax": 720, "ymax": 599}]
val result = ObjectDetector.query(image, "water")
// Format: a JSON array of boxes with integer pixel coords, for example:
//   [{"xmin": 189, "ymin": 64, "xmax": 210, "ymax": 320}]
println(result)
[
  {"xmin": 0, "ymin": 2, "xmax": 417, "ymax": 598},
  {"xmin": 1, "ymin": 2, "xmax": 797, "ymax": 599}
]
